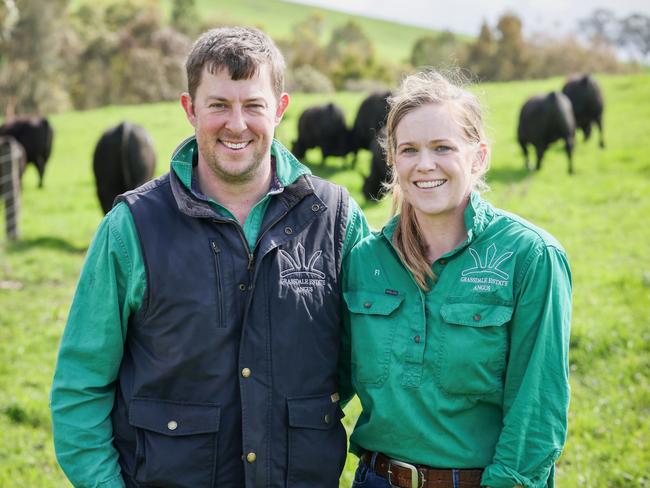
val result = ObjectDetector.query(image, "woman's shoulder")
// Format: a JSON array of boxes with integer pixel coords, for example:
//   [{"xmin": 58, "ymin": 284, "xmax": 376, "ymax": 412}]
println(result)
[{"xmin": 487, "ymin": 204, "xmax": 566, "ymax": 255}]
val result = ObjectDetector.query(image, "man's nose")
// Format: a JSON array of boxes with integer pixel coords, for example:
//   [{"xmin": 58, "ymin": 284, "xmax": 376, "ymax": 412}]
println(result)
[{"xmin": 225, "ymin": 107, "xmax": 247, "ymax": 133}]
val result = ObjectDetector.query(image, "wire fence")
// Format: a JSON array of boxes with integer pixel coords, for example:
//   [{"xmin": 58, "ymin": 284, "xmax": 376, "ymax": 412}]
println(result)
[{"xmin": 0, "ymin": 138, "xmax": 22, "ymax": 241}]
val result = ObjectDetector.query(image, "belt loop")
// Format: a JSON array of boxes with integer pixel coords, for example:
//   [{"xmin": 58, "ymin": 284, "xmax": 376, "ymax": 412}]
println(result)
[
  {"xmin": 452, "ymin": 468, "xmax": 459, "ymax": 488},
  {"xmin": 370, "ymin": 451, "xmax": 379, "ymax": 470}
]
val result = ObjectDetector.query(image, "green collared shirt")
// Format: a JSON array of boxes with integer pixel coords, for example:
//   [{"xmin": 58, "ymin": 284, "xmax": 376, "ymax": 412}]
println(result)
[
  {"xmin": 50, "ymin": 138, "xmax": 369, "ymax": 488},
  {"xmin": 342, "ymin": 192, "xmax": 571, "ymax": 488}
]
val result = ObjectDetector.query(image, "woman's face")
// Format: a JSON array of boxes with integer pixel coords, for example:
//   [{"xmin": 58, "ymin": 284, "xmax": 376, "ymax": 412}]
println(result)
[{"xmin": 393, "ymin": 102, "xmax": 484, "ymax": 221}]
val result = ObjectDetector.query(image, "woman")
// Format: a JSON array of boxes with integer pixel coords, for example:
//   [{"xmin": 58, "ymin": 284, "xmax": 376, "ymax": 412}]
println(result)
[{"xmin": 343, "ymin": 71, "xmax": 572, "ymax": 488}]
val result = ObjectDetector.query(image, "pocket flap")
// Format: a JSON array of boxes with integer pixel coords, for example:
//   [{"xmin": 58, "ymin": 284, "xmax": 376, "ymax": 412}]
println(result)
[
  {"xmin": 343, "ymin": 290, "xmax": 404, "ymax": 316},
  {"xmin": 287, "ymin": 394, "xmax": 344, "ymax": 430},
  {"xmin": 129, "ymin": 397, "xmax": 221, "ymax": 436},
  {"xmin": 440, "ymin": 301, "xmax": 513, "ymax": 327}
]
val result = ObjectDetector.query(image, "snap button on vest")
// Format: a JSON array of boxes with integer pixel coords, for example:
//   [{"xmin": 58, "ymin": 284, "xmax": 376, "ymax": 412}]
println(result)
[
  {"xmin": 324, "ymin": 414, "xmax": 331, "ymax": 424},
  {"xmin": 167, "ymin": 420, "xmax": 178, "ymax": 431},
  {"xmin": 241, "ymin": 368, "xmax": 251, "ymax": 378},
  {"xmin": 363, "ymin": 302, "xmax": 372, "ymax": 309},
  {"xmin": 473, "ymin": 313, "xmax": 481, "ymax": 321},
  {"xmin": 284, "ymin": 226, "xmax": 293, "ymax": 235},
  {"xmin": 238, "ymin": 283, "xmax": 247, "ymax": 291},
  {"xmin": 311, "ymin": 204, "xmax": 320, "ymax": 212},
  {"xmin": 246, "ymin": 452, "xmax": 257, "ymax": 463}
]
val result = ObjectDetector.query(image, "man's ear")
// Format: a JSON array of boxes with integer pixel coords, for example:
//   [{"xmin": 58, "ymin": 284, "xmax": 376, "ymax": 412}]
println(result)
[
  {"xmin": 275, "ymin": 93, "xmax": 290, "ymax": 125},
  {"xmin": 180, "ymin": 92, "xmax": 197, "ymax": 127}
]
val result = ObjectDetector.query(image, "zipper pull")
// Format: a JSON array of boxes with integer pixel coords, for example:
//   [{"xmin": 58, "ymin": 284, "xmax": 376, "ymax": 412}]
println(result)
[
  {"xmin": 248, "ymin": 253, "xmax": 255, "ymax": 270},
  {"xmin": 211, "ymin": 241, "xmax": 220, "ymax": 253}
]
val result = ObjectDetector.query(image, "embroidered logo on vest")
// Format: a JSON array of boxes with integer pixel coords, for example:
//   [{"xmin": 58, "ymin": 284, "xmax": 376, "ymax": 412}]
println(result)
[{"xmin": 279, "ymin": 243, "xmax": 326, "ymax": 293}]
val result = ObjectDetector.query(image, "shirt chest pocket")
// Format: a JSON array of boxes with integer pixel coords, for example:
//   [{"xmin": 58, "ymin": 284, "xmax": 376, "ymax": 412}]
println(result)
[
  {"xmin": 344, "ymin": 291, "xmax": 405, "ymax": 386},
  {"xmin": 437, "ymin": 300, "xmax": 512, "ymax": 396}
]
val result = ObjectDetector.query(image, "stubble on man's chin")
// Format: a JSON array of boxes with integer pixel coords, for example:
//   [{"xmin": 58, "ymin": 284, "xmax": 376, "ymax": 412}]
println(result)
[{"xmin": 204, "ymin": 150, "xmax": 268, "ymax": 185}]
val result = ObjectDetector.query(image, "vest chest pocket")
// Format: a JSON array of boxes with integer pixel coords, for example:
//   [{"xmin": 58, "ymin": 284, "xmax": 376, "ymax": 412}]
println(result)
[
  {"xmin": 437, "ymin": 300, "xmax": 512, "ymax": 396},
  {"xmin": 129, "ymin": 397, "xmax": 220, "ymax": 488},
  {"xmin": 286, "ymin": 394, "xmax": 347, "ymax": 488},
  {"xmin": 344, "ymin": 291, "xmax": 405, "ymax": 386}
]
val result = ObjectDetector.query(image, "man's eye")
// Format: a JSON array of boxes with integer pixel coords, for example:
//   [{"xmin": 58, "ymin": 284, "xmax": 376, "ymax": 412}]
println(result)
[{"xmin": 209, "ymin": 103, "xmax": 226, "ymax": 109}]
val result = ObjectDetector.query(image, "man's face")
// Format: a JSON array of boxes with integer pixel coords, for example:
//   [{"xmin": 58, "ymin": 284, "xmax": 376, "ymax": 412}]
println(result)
[{"xmin": 181, "ymin": 64, "xmax": 289, "ymax": 185}]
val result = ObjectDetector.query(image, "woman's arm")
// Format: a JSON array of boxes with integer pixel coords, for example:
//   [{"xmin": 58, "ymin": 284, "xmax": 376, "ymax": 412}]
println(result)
[{"xmin": 481, "ymin": 245, "xmax": 572, "ymax": 488}]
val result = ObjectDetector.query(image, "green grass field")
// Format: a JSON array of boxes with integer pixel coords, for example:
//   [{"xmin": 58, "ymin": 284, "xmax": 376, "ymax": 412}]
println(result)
[{"xmin": 1, "ymin": 72, "xmax": 649, "ymax": 486}]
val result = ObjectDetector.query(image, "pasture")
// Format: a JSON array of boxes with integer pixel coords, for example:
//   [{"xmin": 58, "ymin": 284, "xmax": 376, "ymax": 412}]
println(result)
[{"xmin": 1, "ymin": 72, "xmax": 649, "ymax": 487}]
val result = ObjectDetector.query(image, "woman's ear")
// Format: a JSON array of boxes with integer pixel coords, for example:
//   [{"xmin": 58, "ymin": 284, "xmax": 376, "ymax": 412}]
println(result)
[{"xmin": 472, "ymin": 143, "xmax": 488, "ymax": 174}]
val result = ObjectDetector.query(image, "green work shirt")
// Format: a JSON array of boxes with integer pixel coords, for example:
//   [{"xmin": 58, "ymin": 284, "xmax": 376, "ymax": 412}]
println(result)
[
  {"xmin": 342, "ymin": 192, "xmax": 572, "ymax": 488},
  {"xmin": 50, "ymin": 138, "xmax": 369, "ymax": 488}
]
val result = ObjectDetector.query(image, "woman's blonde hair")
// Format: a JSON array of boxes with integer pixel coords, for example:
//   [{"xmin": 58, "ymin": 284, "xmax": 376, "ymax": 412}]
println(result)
[{"xmin": 381, "ymin": 69, "xmax": 490, "ymax": 290}]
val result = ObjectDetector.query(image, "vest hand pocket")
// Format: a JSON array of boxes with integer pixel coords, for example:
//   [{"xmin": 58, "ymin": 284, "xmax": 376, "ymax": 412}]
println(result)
[
  {"xmin": 286, "ymin": 393, "xmax": 346, "ymax": 488},
  {"xmin": 128, "ymin": 397, "xmax": 221, "ymax": 488}
]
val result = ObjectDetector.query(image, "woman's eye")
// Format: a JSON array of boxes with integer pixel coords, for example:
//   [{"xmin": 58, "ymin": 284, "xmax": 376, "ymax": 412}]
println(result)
[
  {"xmin": 435, "ymin": 145, "xmax": 453, "ymax": 152},
  {"xmin": 400, "ymin": 147, "xmax": 416, "ymax": 154}
]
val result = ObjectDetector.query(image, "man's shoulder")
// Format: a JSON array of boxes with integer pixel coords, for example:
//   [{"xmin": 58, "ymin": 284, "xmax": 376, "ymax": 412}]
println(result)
[
  {"xmin": 117, "ymin": 172, "xmax": 171, "ymax": 208},
  {"xmin": 306, "ymin": 174, "xmax": 348, "ymax": 195}
]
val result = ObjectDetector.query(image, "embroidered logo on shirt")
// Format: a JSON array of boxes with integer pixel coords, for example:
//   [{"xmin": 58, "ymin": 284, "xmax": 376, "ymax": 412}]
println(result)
[
  {"xmin": 460, "ymin": 243, "xmax": 513, "ymax": 288},
  {"xmin": 279, "ymin": 242, "xmax": 326, "ymax": 294}
]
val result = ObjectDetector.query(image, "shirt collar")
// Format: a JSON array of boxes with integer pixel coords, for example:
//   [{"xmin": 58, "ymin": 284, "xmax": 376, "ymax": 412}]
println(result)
[
  {"xmin": 170, "ymin": 137, "xmax": 312, "ymax": 199},
  {"xmin": 381, "ymin": 191, "xmax": 492, "ymax": 247}
]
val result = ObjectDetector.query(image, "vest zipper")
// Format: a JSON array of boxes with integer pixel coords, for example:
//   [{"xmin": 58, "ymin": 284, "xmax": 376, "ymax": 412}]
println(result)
[{"xmin": 210, "ymin": 241, "xmax": 225, "ymax": 328}]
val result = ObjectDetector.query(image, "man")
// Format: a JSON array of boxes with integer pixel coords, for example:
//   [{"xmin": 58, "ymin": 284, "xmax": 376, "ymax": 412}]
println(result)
[{"xmin": 51, "ymin": 26, "xmax": 368, "ymax": 488}]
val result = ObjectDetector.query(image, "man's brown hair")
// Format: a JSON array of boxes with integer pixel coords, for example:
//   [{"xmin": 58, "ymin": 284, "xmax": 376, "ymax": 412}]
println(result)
[{"xmin": 185, "ymin": 26, "xmax": 286, "ymax": 100}]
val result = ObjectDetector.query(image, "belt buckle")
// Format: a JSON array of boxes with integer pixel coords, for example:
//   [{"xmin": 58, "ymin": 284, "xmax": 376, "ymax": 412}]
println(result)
[{"xmin": 387, "ymin": 458, "xmax": 424, "ymax": 488}]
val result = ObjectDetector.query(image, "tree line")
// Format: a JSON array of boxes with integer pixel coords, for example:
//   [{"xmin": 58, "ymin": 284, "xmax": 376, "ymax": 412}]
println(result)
[{"xmin": 0, "ymin": 0, "xmax": 646, "ymax": 116}]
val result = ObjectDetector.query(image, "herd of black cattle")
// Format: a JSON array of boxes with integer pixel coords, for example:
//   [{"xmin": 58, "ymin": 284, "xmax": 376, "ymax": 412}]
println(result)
[{"xmin": 0, "ymin": 73, "xmax": 604, "ymax": 214}]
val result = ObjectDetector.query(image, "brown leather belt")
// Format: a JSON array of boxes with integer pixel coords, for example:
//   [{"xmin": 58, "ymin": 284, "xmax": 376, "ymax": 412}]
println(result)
[{"xmin": 361, "ymin": 452, "xmax": 483, "ymax": 488}]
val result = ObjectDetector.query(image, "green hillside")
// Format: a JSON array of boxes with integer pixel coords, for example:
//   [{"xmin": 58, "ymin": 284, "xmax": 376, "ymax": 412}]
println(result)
[
  {"xmin": 173, "ymin": 0, "xmax": 443, "ymax": 63},
  {"xmin": 70, "ymin": 0, "xmax": 443, "ymax": 64},
  {"xmin": 1, "ymin": 73, "xmax": 649, "ymax": 486}
]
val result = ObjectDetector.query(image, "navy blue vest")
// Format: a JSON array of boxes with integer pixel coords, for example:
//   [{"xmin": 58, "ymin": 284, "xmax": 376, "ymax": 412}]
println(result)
[{"xmin": 111, "ymin": 169, "xmax": 349, "ymax": 488}]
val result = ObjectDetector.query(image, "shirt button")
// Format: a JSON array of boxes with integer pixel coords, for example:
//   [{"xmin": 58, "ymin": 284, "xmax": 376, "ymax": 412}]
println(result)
[
  {"xmin": 167, "ymin": 420, "xmax": 178, "ymax": 431},
  {"xmin": 239, "ymin": 283, "xmax": 247, "ymax": 291},
  {"xmin": 414, "ymin": 335, "xmax": 420, "ymax": 343},
  {"xmin": 473, "ymin": 313, "xmax": 481, "ymax": 322},
  {"xmin": 241, "ymin": 368, "xmax": 251, "ymax": 378},
  {"xmin": 363, "ymin": 302, "xmax": 372, "ymax": 309},
  {"xmin": 439, "ymin": 259, "xmax": 447, "ymax": 265},
  {"xmin": 246, "ymin": 452, "xmax": 257, "ymax": 463}
]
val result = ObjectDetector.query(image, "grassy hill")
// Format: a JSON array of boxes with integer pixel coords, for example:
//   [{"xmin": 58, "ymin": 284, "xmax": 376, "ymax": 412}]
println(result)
[
  {"xmin": 69, "ymin": 0, "xmax": 443, "ymax": 65},
  {"xmin": 1, "ymin": 72, "xmax": 649, "ymax": 486}
]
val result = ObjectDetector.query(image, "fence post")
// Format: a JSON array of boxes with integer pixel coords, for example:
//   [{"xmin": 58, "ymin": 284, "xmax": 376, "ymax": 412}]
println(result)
[{"xmin": 0, "ymin": 136, "xmax": 22, "ymax": 241}]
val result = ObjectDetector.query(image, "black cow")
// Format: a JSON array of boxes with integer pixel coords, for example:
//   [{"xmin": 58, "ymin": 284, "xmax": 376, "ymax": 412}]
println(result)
[
  {"xmin": 562, "ymin": 74, "xmax": 605, "ymax": 148},
  {"xmin": 0, "ymin": 117, "xmax": 53, "ymax": 187},
  {"xmin": 518, "ymin": 92, "xmax": 576, "ymax": 175},
  {"xmin": 362, "ymin": 130, "xmax": 390, "ymax": 201},
  {"xmin": 350, "ymin": 91, "xmax": 391, "ymax": 165},
  {"xmin": 93, "ymin": 122, "xmax": 156, "ymax": 214},
  {"xmin": 292, "ymin": 103, "xmax": 352, "ymax": 164}
]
